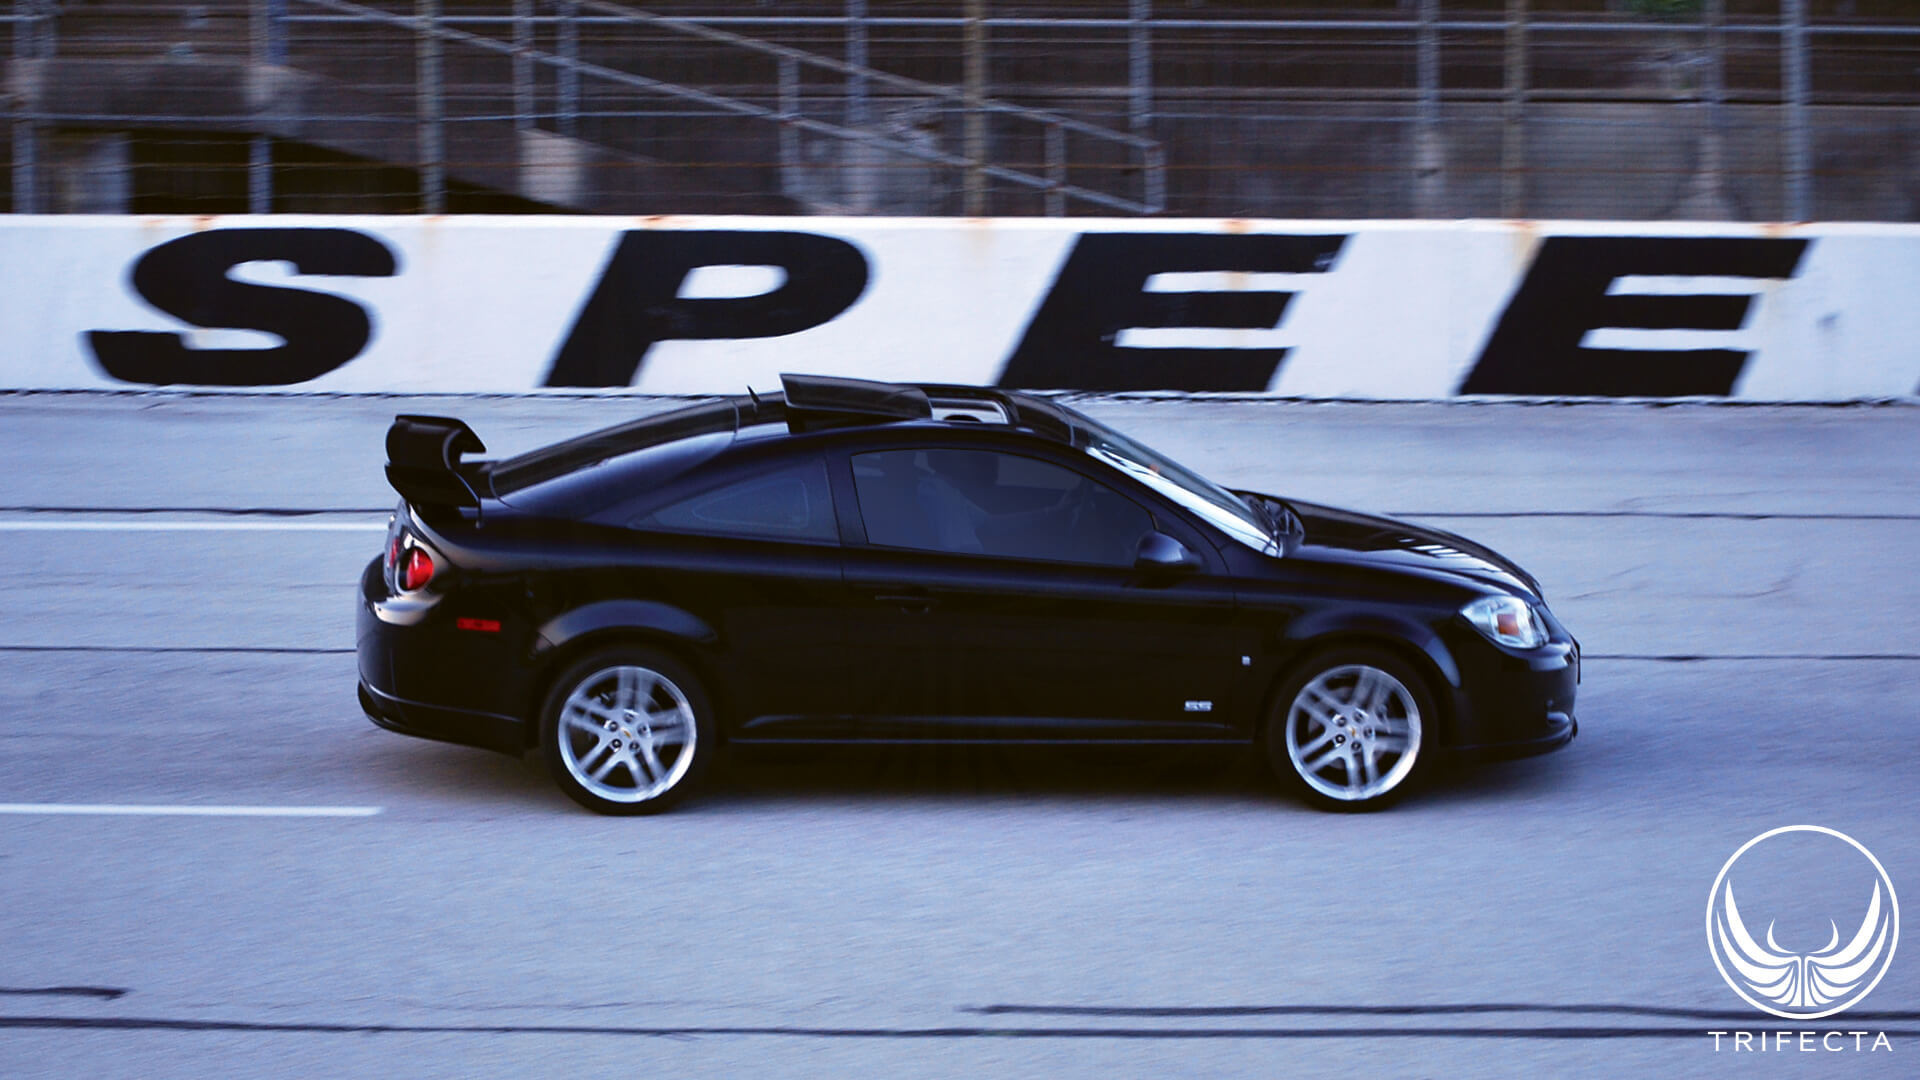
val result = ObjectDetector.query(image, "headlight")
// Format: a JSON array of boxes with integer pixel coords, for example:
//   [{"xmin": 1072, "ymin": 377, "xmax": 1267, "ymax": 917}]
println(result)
[{"xmin": 1461, "ymin": 595, "xmax": 1547, "ymax": 649}]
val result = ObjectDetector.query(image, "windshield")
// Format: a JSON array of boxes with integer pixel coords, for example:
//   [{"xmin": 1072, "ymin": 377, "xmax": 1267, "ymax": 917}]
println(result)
[{"xmin": 1064, "ymin": 408, "xmax": 1278, "ymax": 555}]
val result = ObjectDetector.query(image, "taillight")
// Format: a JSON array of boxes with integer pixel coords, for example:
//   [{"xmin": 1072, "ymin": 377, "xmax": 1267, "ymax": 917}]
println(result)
[
  {"xmin": 400, "ymin": 547, "xmax": 435, "ymax": 591},
  {"xmin": 386, "ymin": 536, "xmax": 402, "ymax": 569}
]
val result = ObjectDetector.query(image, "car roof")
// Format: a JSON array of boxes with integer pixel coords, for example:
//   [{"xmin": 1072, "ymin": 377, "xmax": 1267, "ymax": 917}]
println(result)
[
  {"xmin": 488, "ymin": 376, "xmax": 1079, "ymax": 498},
  {"xmin": 481, "ymin": 376, "xmax": 1094, "ymax": 522}
]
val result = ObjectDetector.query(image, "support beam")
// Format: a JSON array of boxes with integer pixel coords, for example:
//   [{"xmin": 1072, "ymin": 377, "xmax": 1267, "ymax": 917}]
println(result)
[
  {"xmin": 1679, "ymin": 0, "xmax": 1732, "ymax": 220},
  {"xmin": 1128, "ymin": 0, "xmax": 1150, "ymax": 138},
  {"xmin": 1045, "ymin": 122, "xmax": 1064, "ymax": 217},
  {"xmin": 778, "ymin": 53, "xmax": 799, "ymax": 192},
  {"xmin": 12, "ymin": 0, "xmax": 46, "ymax": 213},
  {"xmin": 417, "ymin": 0, "xmax": 445, "ymax": 213},
  {"xmin": 262, "ymin": 0, "xmax": 287, "ymax": 64},
  {"xmin": 1414, "ymin": 0, "xmax": 1443, "ymax": 217},
  {"xmin": 963, "ymin": 0, "xmax": 986, "ymax": 216},
  {"xmin": 845, "ymin": 0, "xmax": 869, "ymax": 211},
  {"xmin": 1782, "ymin": 0, "xmax": 1812, "ymax": 220},
  {"xmin": 249, "ymin": 136, "xmax": 273, "ymax": 213},
  {"xmin": 845, "ymin": 0, "xmax": 867, "ymax": 131},
  {"xmin": 1500, "ymin": 0, "xmax": 1527, "ymax": 218},
  {"xmin": 250, "ymin": 0, "xmax": 285, "ymax": 213},
  {"xmin": 558, "ymin": 0, "xmax": 579, "ymax": 137},
  {"xmin": 513, "ymin": 0, "xmax": 533, "ymax": 129},
  {"xmin": 10, "ymin": 116, "xmax": 34, "ymax": 214}
]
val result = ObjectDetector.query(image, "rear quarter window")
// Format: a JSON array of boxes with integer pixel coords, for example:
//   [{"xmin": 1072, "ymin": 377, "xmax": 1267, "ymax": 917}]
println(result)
[
  {"xmin": 495, "ymin": 431, "xmax": 735, "ymax": 519},
  {"xmin": 636, "ymin": 459, "xmax": 837, "ymax": 543}
]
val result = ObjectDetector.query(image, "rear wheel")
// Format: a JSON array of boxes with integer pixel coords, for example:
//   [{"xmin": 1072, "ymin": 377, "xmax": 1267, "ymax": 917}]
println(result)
[
  {"xmin": 1265, "ymin": 647, "xmax": 1435, "ymax": 812},
  {"xmin": 540, "ymin": 647, "xmax": 715, "ymax": 815}
]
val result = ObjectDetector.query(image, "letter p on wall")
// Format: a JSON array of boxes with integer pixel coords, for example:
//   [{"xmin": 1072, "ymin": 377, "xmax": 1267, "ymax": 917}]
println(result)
[{"xmin": 543, "ymin": 230, "xmax": 870, "ymax": 388}]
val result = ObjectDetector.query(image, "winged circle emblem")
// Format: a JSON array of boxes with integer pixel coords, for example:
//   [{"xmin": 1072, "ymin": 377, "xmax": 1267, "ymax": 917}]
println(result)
[{"xmin": 1707, "ymin": 826, "xmax": 1899, "ymax": 1020}]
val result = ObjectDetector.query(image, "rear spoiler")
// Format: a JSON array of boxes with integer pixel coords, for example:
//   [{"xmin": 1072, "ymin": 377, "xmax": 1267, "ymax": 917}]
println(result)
[{"xmin": 385, "ymin": 414, "xmax": 486, "ymax": 508}]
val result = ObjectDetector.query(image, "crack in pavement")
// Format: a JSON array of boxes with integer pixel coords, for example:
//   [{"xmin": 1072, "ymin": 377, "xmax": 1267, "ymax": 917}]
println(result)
[
  {"xmin": 968, "ymin": 1002, "xmax": 1920, "ymax": 1022},
  {"xmin": 5, "ymin": 1015, "xmax": 1914, "ymax": 1041}
]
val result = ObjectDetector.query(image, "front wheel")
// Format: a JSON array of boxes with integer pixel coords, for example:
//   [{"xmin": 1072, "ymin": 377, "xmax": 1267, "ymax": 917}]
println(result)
[
  {"xmin": 540, "ymin": 647, "xmax": 716, "ymax": 815},
  {"xmin": 1265, "ymin": 647, "xmax": 1436, "ymax": 812}
]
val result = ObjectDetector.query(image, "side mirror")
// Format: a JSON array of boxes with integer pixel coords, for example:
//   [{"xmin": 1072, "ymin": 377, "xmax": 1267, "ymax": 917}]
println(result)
[{"xmin": 1134, "ymin": 531, "xmax": 1202, "ymax": 575}]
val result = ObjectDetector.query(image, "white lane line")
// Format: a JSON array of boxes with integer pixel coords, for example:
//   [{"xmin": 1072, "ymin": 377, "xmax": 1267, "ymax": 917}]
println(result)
[
  {"xmin": 0, "ymin": 804, "xmax": 383, "ymax": 817},
  {"xmin": 0, "ymin": 521, "xmax": 384, "ymax": 532}
]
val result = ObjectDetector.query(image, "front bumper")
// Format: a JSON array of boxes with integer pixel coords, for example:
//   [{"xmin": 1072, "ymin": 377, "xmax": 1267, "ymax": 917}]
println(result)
[
  {"xmin": 1440, "ymin": 614, "xmax": 1580, "ymax": 759},
  {"xmin": 1452, "ymin": 710, "xmax": 1577, "ymax": 762}
]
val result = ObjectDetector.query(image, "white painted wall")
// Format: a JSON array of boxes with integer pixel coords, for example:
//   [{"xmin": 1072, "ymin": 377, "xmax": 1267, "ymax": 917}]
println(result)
[{"xmin": 1, "ymin": 216, "xmax": 1914, "ymax": 399}]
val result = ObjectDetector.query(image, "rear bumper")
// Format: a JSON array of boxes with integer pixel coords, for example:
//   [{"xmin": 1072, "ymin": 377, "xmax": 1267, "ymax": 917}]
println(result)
[
  {"xmin": 358, "ymin": 680, "xmax": 527, "ymax": 756},
  {"xmin": 357, "ymin": 556, "xmax": 530, "ymax": 756}
]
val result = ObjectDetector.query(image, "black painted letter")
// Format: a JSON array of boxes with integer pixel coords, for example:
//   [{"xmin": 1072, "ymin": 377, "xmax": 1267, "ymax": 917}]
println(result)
[
  {"xmin": 1459, "ymin": 236, "xmax": 1809, "ymax": 397},
  {"xmin": 999, "ymin": 233, "xmax": 1347, "ymax": 392},
  {"xmin": 544, "ymin": 230, "xmax": 870, "ymax": 388},
  {"xmin": 87, "ymin": 228, "xmax": 399, "ymax": 387}
]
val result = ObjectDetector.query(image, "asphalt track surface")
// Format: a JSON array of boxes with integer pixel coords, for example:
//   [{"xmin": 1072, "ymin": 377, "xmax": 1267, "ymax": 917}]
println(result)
[{"xmin": 1, "ymin": 392, "xmax": 1917, "ymax": 1078}]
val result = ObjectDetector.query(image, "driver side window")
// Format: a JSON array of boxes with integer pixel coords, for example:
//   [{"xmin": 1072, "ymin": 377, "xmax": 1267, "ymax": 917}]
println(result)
[{"xmin": 851, "ymin": 449, "xmax": 1152, "ymax": 566}]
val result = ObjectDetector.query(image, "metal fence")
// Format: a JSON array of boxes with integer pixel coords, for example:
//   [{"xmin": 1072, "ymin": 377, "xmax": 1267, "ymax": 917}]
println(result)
[{"xmin": 6, "ymin": 1, "xmax": 1918, "ymax": 219}]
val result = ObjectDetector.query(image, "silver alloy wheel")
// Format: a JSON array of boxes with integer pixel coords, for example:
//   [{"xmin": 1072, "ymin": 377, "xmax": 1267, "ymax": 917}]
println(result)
[
  {"xmin": 556, "ymin": 665, "xmax": 697, "ymax": 804},
  {"xmin": 1283, "ymin": 663, "xmax": 1422, "ymax": 802}
]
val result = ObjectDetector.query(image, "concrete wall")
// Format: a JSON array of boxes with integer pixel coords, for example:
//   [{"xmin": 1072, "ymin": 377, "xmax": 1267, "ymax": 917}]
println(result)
[{"xmin": 4, "ymin": 215, "xmax": 1916, "ymax": 400}]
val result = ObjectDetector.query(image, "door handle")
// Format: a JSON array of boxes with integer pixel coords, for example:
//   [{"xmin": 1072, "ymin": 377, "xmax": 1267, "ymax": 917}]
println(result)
[{"xmin": 873, "ymin": 591, "xmax": 938, "ymax": 613}]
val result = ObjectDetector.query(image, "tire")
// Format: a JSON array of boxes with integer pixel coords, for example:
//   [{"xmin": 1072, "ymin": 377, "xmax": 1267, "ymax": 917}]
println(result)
[
  {"xmin": 539, "ymin": 646, "xmax": 716, "ymax": 815},
  {"xmin": 1264, "ymin": 646, "xmax": 1437, "ymax": 812}
]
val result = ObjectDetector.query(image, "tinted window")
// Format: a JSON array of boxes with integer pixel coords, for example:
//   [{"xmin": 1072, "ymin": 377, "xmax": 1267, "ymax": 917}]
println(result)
[
  {"xmin": 641, "ymin": 459, "xmax": 836, "ymax": 542},
  {"xmin": 503, "ymin": 430, "xmax": 735, "ymax": 519},
  {"xmin": 852, "ymin": 449, "xmax": 1152, "ymax": 566}
]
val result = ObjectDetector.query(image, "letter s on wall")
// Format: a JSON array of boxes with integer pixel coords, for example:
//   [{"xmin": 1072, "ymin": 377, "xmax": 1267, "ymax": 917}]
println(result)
[{"xmin": 85, "ymin": 228, "xmax": 400, "ymax": 387}]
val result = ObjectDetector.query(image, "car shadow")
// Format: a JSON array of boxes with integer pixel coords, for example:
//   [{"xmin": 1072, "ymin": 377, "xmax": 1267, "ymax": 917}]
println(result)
[
  {"xmin": 1420, "ymin": 743, "xmax": 1593, "ymax": 807},
  {"xmin": 365, "ymin": 726, "xmax": 1592, "ymax": 814},
  {"xmin": 352, "ymin": 733, "xmax": 560, "ymax": 810},
  {"xmin": 707, "ymin": 743, "xmax": 1272, "ymax": 806}
]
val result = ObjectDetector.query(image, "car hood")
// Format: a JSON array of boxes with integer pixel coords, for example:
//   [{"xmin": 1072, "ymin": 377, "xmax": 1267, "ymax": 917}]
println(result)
[{"xmin": 1278, "ymin": 497, "xmax": 1543, "ymax": 598}]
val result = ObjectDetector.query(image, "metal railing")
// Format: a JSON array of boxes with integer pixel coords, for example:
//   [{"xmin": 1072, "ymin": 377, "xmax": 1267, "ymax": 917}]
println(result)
[
  {"xmin": 291, "ymin": 0, "xmax": 1161, "ymax": 214},
  {"xmin": 7, "ymin": 1, "xmax": 1920, "ymax": 219}
]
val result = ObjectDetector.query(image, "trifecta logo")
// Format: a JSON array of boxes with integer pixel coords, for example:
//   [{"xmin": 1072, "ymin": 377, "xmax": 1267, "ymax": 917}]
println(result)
[{"xmin": 1705, "ymin": 826, "xmax": 1899, "ymax": 1054}]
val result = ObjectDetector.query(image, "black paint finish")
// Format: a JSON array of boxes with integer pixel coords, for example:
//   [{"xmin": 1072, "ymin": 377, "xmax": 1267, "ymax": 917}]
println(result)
[{"xmin": 357, "ymin": 384, "xmax": 1577, "ymax": 770}]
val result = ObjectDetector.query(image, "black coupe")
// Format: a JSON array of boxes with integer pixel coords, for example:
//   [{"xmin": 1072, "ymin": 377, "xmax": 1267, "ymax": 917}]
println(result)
[{"xmin": 358, "ymin": 374, "xmax": 1577, "ymax": 813}]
